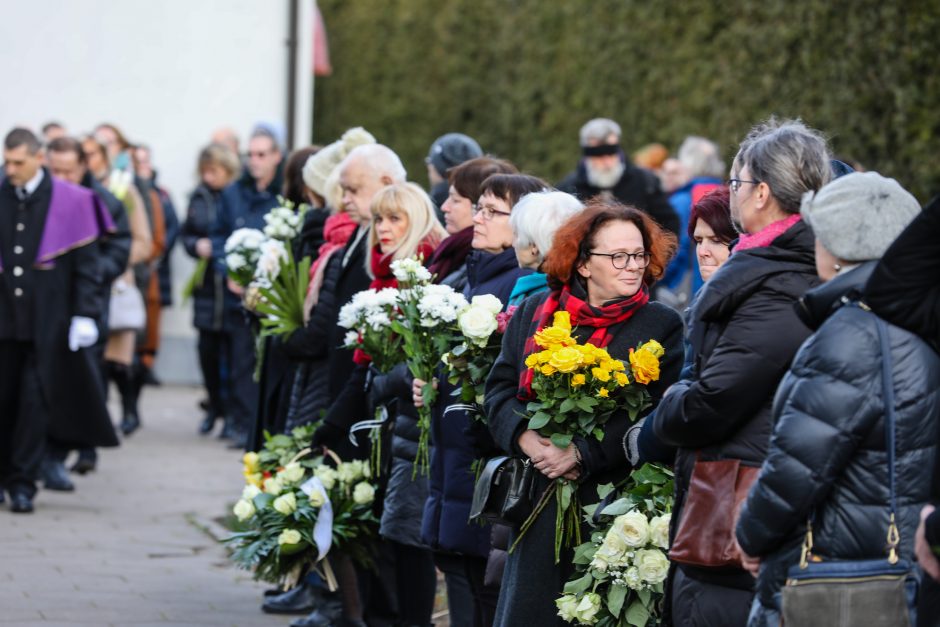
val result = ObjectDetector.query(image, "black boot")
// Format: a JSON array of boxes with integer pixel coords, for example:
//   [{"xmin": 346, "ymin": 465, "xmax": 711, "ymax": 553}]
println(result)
[
  {"xmin": 112, "ymin": 363, "xmax": 141, "ymax": 436},
  {"xmin": 199, "ymin": 412, "xmax": 219, "ymax": 435},
  {"xmin": 262, "ymin": 583, "xmax": 322, "ymax": 615},
  {"xmin": 41, "ymin": 458, "xmax": 75, "ymax": 492},
  {"xmin": 70, "ymin": 448, "xmax": 98, "ymax": 474}
]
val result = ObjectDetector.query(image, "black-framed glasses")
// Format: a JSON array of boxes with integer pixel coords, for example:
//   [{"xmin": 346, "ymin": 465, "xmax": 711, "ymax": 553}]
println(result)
[
  {"xmin": 727, "ymin": 178, "xmax": 760, "ymax": 193},
  {"xmin": 588, "ymin": 251, "xmax": 651, "ymax": 269},
  {"xmin": 472, "ymin": 204, "xmax": 512, "ymax": 221}
]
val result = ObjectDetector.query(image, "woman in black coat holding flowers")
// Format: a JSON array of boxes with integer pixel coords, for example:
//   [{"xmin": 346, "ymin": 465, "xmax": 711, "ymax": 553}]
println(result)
[{"xmin": 484, "ymin": 201, "xmax": 683, "ymax": 626}]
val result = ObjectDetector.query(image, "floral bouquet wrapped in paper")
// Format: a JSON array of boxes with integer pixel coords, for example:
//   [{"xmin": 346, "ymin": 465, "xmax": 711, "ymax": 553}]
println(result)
[
  {"xmin": 226, "ymin": 441, "xmax": 379, "ymax": 588},
  {"xmin": 223, "ymin": 227, "xmax": 267, "ymax": 288},
  {"xmin": 517, "ymin": 310, "xmax": 664, "ymax": 561},
  {"xmin": 557, "ymin": 465, "xmax": 673, "ymax": 626},
  {"xmin": 337, "ymin": 287, "xmax": 405, "ymax": 373},
  {"xmin": 442, "ymin": 296, "xmax": 515, "ymax": 417},
  {"xmin": 389, "ymin": 258, "xmax": 468, "ymax": 476}
]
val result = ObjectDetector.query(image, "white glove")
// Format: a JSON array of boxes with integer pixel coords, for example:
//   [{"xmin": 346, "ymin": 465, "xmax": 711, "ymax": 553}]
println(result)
[{"xmin": 68, "ymin": 316, "xmax": 99, "ymax": 352}]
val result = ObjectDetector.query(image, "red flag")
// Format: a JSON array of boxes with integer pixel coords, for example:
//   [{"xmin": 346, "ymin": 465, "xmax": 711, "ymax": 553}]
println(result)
[{"xmin": 313, "ymin": 5, "xmax": 332, "ymax": 76}]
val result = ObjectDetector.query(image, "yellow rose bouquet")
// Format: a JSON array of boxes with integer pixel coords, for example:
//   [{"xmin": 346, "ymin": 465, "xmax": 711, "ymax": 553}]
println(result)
[
  {"xmin": 558, "ymin": 465, "xmax": 674, "ymax": 626},
  {"xmin": 517, "ymin": 311, "xmax": 665, "ymax": 562}
]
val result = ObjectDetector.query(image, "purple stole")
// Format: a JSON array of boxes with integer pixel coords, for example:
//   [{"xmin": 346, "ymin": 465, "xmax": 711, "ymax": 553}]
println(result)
[{"xmin": 0, "ymin": 178, "xmax": 115, "ymax": 272}]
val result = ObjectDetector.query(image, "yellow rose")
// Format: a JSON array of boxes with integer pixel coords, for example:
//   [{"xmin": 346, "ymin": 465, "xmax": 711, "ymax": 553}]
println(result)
[
  {"xmin": 591, "ymin": 367, "xmax": 611, "ymax": 382},
  {"xmin": 641, "ymin": 339, "xmax": 665, "ymax": 358},
  {"xmin": 629, "ymin": 347, "xmax": 661, "ymax": 385},
  {"xmin": 614, "ymin": 372, "xmax": 629, "ymax": 386},
  {"xmin": 537, "ymin": 350, "xmax": 553, "ymax": 364},
  {"xmin": 571, "ymin": 373, "xmax": 586, "ymax": 387},
  {"xmin": 598, "ymin": 387, "xmax": 609, "ymax": 398},
  {"xmin": 540, "ymin": 363, "xmax": 557, "ymax": 376},
  {"xmin": 552, "ymin": 311, "xmax": 572, "ymax": 331},
  {"xmin": 524, "ymin": 353, "xmax": 540, "ymax": 368},
  {"xmin": 244, "ymin": 472, "xmax": 263, "ymax": 488},
  {"xmin": 535, "ymin": 325, "xmax": 575, "ymax": 349},
  {"xmin": 576, "ymin": 344, "xmax": 598, "ymax": 365},
  {"xmin": 242, "ymin": 452, "xmax": 260, "ymax": 473},
  {"xmin": 603, "ymin": 358, "xmax": 626, "ymax": 372},
  {"xmin": 549, "ymin": 346, "xmax": 584, "ymax": 373}
]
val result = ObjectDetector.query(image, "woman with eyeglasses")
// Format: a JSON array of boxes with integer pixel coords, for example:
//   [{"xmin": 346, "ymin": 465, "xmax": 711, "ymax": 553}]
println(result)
[
  {"xmin": 484, "ymin": 199, "xmax": 684, "ymax": 626},
  {"xmin": 650, "ymin": 119, "xmax": 831, "ymax": 626},
  {"xmin": 416, "ymin": 173, "xmax": 545, "ymax": 627}
]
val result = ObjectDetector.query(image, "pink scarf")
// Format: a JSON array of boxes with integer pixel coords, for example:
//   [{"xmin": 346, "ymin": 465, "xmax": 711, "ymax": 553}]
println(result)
[
  {"xmin": 303, "ymin": 213, "xmax": 358, "ymax": 321},
  {"xmin": 735, "ymin": 214, "xmax": 802, "ymax": 252}
]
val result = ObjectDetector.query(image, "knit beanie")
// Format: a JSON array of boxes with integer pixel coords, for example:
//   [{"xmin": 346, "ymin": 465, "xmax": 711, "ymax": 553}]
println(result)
[
  {"xmin": 426, "ymin": 133, "xmax": 483, "ymax": 178},
  {"xmin": 800, "ymin": 171, "xmax": 921, "ymax": 262},
  {"xmin": 303, "ymin": 127, "xmax": 376, "ymax": 198}
]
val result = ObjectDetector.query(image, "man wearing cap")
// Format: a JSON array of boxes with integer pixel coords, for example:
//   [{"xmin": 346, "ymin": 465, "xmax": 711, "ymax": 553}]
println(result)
[
  {"xmin": 426, "ymin": 133, "xmax": 483, "ymax": 214},
  {"xmin": 558, "ymin": 118, "xmax": 679, "ymax": 235}
]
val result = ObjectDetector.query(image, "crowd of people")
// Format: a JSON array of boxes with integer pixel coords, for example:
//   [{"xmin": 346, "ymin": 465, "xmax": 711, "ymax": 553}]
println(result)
[{"xmin": 1, "ymin": 114, "xmax": 939, "ymax": 627}]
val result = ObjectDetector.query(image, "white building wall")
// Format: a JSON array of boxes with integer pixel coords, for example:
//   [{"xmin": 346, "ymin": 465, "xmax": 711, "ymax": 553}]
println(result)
[{"xmin": 1, "ymin": 0, "xmax": 310, "ymax": 385}]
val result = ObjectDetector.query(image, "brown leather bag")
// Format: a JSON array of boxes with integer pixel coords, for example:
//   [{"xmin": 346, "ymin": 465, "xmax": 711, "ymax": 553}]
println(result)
[{"xmin": 668, "ymin": 458, "xmax": 760, "ymax": 569}]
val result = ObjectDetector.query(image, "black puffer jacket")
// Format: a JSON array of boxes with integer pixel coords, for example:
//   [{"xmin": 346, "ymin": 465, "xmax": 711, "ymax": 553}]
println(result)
[
  {"xmin": 181, "ymin": 184, "xmax": 227, "ymax": 331},
  {"xmin": 653, "ymin": 219, "xmax": 819, "ymax": 591},
  {"xmin": 736, "ymin": 262, "xmax": 940, "ymax": 611}
]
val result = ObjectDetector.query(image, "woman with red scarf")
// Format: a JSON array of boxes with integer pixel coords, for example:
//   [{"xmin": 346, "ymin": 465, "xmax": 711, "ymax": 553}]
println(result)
[{"xmin": 484, "ymin": 201, "xmax": 684, "ymax": 626}]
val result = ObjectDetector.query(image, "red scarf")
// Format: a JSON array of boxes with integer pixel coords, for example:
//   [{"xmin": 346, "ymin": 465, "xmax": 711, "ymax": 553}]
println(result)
[
  {"xmin": 517, "ymin": 284, "xmax": 650, "ymax": 400},
  {"xmin": 735, "ymin": 214, "xmax": 802, "ymax": 252}
]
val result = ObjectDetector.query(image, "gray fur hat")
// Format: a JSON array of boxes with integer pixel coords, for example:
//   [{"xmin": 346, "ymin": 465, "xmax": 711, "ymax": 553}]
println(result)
[
  {"xmin": 800, "ymin": 171, "xmax": 920, "ymax": 262},
  {"xmin": 426, "ymin": 133, "xmax": 483, "ymax": 178}
]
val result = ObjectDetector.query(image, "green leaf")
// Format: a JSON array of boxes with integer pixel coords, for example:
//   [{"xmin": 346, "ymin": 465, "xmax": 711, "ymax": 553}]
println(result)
[
  {"xmin": 562, "ymin": 571, "xmax": 593, "ymax": 595},
  {"xmin": 637, "ymin": 589, "xmax": 651, "ymax": 605},
  {"xmin": 597, "ymin": 483, "xmax": 615, "ymax": 500},
  {"xmin": 607, "ymin": 583, "xmax": 628, "ymax": 617},
  {"xmin": 528, "ymin": 411, "xmax": 551, "ymax": 430},
  {"xmin": 550, "ymin": 433, "xmax": 573, "ymax": 449},
  {"xmin": 560, "ymin": 398, "xmax": 577, "ymax": 413},
  {"xmin": 625, "ymin": 600, "xmax": 650, "ymax": 627},
  {"xmin": 599, "ymin": 498, "xmax": 632, "ymax": 517}
]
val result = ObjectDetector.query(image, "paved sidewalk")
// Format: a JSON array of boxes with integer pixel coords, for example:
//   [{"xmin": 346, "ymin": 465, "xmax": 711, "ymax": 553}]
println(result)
[{"xmin": 0, "ymin": 385, "xmax": 293, "ymax": 627}]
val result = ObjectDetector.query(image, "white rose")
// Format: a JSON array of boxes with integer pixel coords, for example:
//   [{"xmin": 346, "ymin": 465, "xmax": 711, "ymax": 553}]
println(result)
[
  {"xmin": 314, "ymin": 466, "xmax": 337, "ymax": 491},
  {"xmin": 649, "ymin": 513, "xmax": 671, "ymax": 550},
  {"xmin": 309, "ymin": 489, "xmax": 326, "ymax": 508},
  {"xmin": 278, "ymin": 462, "xmax": 305, "ymax": 484},
  {"xmin": 352, "ymin": 481, "xmax": 375, "ymax": 505},
  {"xmin": 573, "ymin": 592, "xmax": 602, "ymax": 625},
  {"xmin": 458, "ymin": 305, "xmax": 499, "ymax": 345},
  {"xmin": 613, "ymin": 511, "xmax": 650, "ymax": 548},
  {"xmin": 337, "ymin": 462, "xmax": 360, "ymax": 485},
  {"xmin": 624, "ymin": 566, "xmax": 643, "ymax": 590},
  {"xmin": 263, "ymin": 477, "xmax": 283, "ymax": 495},
  {"xmin": 232, "ymin": 499, "xmax": 256, "ymax": 521},
  {"xmin": 591, "ymin": 527, "xmax": 629, "ymax": 572},
  {"xmin": 241, "ymin": 484, "xmax": 261, "ymax": 501},
  {"xmin": 277, "ymin": 528, "xmax": 302, "ymax": 546},
  {"xmin": 272, "ymin": 492, "xmax": 297, "ymax": 515},
  {"xmin": 471, "ymin": 294, "xmax": 503, "ymax": 315},
  {"xmin": 634, "ymin": 548, "xmax": 669, "ymax": 584},
  {"xmin": 555, "ymin": 594, "xmax": 580, "ymax": 622}
]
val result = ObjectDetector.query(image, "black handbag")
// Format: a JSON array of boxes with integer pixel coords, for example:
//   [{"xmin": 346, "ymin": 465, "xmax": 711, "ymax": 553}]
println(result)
[
  {"xmin": 781, "ymin": 313, "xmax": 918, "ymax": 627},
  {"xmin": 469, "ymin": 456, "xmax": 537, "ymax": 528}
]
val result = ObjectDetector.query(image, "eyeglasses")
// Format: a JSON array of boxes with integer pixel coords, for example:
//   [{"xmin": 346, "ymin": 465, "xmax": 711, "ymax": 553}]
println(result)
[
  {"xmin": 248, "ymin": 150, "xmax": 272, "ymax": 159},
  {"xmin": 727, "ymin": 178, "xmax": 760, "ymax": 193},
  {"xmin": 588, "ymin": 251, "xmax": 651, "ymax": 269},
  {"xmin": 472, "ymin": 204, "xmax": 512, "ymax": 221}
]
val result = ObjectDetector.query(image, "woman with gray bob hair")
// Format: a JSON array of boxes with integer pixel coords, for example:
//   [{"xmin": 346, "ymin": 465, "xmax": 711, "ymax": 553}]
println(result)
[{"xmin": 508, "ymin": 190, "xmax": 583, "ymax": 306}]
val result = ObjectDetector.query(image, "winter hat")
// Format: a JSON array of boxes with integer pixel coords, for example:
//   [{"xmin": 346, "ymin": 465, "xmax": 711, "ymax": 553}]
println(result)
[
  {"xmin": 303, "ymin": 127, "xmax": 376, "ymax": 199},
  {"xmin": 426, "ymin": 133, "xmax": 483, "ymax": 178},
  {"xmin": 800, "ymin": 171, "xmax": 921, "ymax": 262}
]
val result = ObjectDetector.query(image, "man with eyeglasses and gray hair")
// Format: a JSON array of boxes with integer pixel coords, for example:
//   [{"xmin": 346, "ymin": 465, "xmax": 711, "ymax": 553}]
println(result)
[{"xmin": 557, "ymin": 117, "xmax": 679, "ymax": 236}]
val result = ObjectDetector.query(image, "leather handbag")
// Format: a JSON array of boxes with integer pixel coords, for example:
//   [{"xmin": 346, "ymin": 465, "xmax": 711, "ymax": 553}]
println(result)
[
  {"xmin": 469, "ymin": 456, "xmax": 537, "ymax": 528},
  {"xmin": 781, "ymin": 314, "xmax": 917, "ymax": 627},
  {"xmin": 668, "ymin": 457, "xmax": 760, "ymax": 569},
  {"xmin": 108, "ymin": 276, "xmax": 146, "ymax": 332}
]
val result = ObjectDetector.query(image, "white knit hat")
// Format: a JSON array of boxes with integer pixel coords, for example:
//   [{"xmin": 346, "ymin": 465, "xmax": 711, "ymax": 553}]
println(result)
[
  {"xmin": 303, "ymin": 127, "xmax": 376, "ymax": 199},
  {"xmin": 800, "ymin": 171, "xmax": 921, "ymax": 262}
]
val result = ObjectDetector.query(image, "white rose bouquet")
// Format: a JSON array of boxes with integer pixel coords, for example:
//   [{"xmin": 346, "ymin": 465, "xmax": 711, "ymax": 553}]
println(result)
[
  {"xmin": 389, "ymin": 257, "xmax": 469, "ymax": 476},
  {"xmin": 337, "ymin": 287, "xmax": 405, "ymax": 372},
  {"xmin": 558, "ymin": 464, "xmax": 673, "ymax": 626},
  {"xmin": 224, "ymin": 227, "xmax": 267, "ymax": 287},
  {"xmin": 226, "ymin": 439, "xmax": 379, "ymax": 588}
]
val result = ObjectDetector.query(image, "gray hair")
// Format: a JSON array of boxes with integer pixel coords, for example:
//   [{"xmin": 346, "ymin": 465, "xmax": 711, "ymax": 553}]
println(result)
[
  {"xmin": 510, "ymin": 191, "xmax": 584, "ymax": 262},
  {"xmin": 579, "ymin": 118, "xmax": 622, "ymax": 146},
  {"xmin": 734, "ymin": 118, "xmax": 832, "ymax": 214},
  {"xmin": 678, "ymin": 136, "xmax": 725, "ymax": 179},
  {"xmin": 342, "ymin": 143, "xmax": 407, "ymax": 183}
]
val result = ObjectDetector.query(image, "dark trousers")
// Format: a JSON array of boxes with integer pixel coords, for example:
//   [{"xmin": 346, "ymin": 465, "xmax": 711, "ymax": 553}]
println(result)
[
  {"xmin": 228, "ymin": 321, "xmax": 258, "ymax": 437},
  {"xmin": 0, "ymin": 341, "xmax": 49, "ymax": 497},
  {"xmin": 434, "ymin": 552, "xmax": 474, "ymax": 627},
  {"xmin": 388, "ymin": 540, "xmax": 437, "ymax": 626},
  {"xmin": 465, "ymin": 555, "xmax": 499, "ymax": 627},
  {"xmin": 197, "ymin": 328, "xmax": 229, "ymax": 419}
]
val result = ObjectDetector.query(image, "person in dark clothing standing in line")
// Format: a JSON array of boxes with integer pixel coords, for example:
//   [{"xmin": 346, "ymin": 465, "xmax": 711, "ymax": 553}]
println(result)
[
  {"xmin": 0, "ymin": 128, "xmax": 112, "ymax": 513},
  {"xmin": 557, "ymin": 118, "xmax": 679, "ymax": 236},
  {"xmin": 39, "ymin": 136, "xmax": 131, "ymax": 487},
  {"xmin": 210, "ymin": 127, "xmax": 284, "ymax": 449},
  {"xmin": 181, "ymin": 143, "xmax": 242, "ymax": 435},
  {"xmin": 425, "ymin": 132, "xmax": 483, "ymax": 214}
]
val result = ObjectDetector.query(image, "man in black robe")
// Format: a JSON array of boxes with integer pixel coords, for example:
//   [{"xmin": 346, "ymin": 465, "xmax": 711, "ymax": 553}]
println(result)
[{"xmin": 0, "ymin": 127, "xmax": 114, "ymax": 513}]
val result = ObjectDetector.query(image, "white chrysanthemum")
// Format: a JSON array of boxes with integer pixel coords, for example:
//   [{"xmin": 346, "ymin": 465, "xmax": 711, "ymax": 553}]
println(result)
[
  {"xmin": 391, "ymin": 258, "xmax": 432, "ymax": 283},
  {"xmin": 226, "ymin": 252, "xmax": 247, "ymax": 270},
  {"xmin": 343, "ymin": 330, "xmax": 360, "ymax": 348}
]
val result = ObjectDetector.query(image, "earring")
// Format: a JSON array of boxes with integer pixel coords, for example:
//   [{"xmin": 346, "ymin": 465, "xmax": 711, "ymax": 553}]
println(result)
[{"xmin": 833, "ymin": 263, "xmax": 842, "ymax": 271}]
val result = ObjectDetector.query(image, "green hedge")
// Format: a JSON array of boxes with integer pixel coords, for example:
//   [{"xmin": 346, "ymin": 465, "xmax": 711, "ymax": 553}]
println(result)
[{"xmin": 313, "ymin": 0, "xmax": 940, "ymax": 202}]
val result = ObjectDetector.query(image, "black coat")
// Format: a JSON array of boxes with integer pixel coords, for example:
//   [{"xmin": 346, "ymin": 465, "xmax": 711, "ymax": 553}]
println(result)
[
  {"xmin": 557, "ymin": 160, "xmax": 679, "ymax": 235},
  {"xmin": 83, "ymin": 176, "xmax": 131, "ymax": 332},
  {"xmin": 736, "ymin": 262, "xmax": 940, "ymax": 611},
  {"xmin": 652, "ymin": 219, "xmax": 819, "ymax": 591},
  {"xmin": 485, "ymin": 290, "xmax": 683, "ymax": 627},
  {"xmin": 181, "ymin": 184, "xmax": 227, "ymax": 331}
]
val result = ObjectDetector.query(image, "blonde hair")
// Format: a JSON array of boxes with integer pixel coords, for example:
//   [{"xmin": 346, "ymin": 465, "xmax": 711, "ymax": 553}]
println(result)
[{"xmin": 366, "ymin": 182, "xmax": 447, "ymax": 277}]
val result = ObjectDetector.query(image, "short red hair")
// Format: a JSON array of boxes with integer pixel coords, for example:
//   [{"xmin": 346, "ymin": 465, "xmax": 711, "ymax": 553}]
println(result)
[{"xmin": 542, "ymin": 199, "xmax": 677, "ymax": 290}]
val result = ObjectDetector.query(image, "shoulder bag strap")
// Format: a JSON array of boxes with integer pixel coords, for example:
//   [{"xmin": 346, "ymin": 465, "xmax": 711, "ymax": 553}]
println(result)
[{"xmin": 873, "ymin": 314, "xmax": 902, "ymax": 563}]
